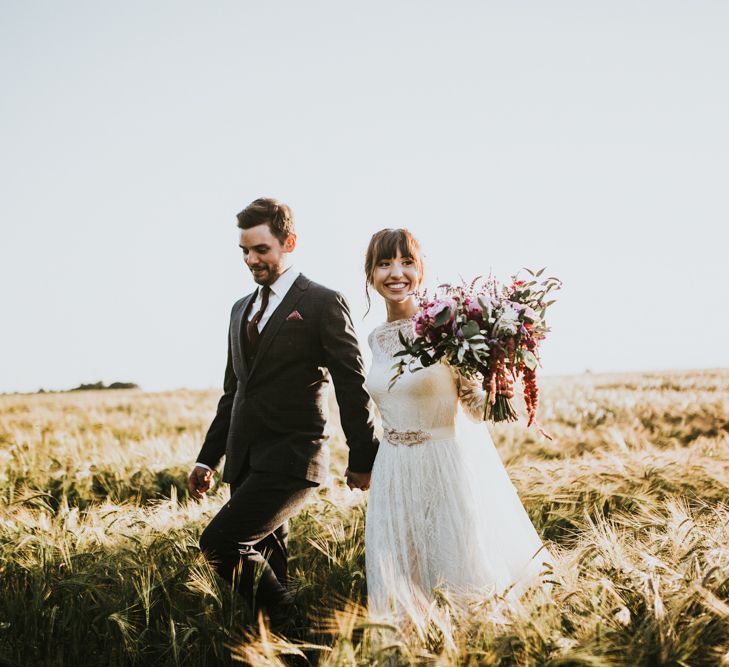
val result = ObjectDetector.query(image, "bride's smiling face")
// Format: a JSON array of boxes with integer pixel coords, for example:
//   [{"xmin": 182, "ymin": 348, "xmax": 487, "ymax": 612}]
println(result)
[{"xmin": 372, "ymin": 249, "xmax": 421, "ymax": 303}]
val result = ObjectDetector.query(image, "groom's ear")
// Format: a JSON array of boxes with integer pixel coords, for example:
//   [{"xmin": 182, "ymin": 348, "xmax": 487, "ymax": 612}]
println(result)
[{"xmin": 283, "ymin": 232, "xmax": 297, "ymax": 253}]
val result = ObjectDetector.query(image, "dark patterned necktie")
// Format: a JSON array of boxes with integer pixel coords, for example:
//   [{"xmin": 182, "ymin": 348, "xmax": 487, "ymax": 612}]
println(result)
[{"xmin": 246, "ymin": 285, "xmax": 271, "ymax": 350}]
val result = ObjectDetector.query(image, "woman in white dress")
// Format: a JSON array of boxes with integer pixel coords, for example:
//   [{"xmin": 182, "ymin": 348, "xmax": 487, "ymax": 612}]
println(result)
[{"xmin": 362, "ymin": 228, "xmax": 555, "ymax": 621}]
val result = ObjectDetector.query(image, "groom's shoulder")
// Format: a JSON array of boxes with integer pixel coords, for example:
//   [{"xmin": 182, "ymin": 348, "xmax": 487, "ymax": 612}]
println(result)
[
  {"xmin": 301, "ymin": 275, "xmax": 333, "ymax": 295},
  {"xmin": 230, "ymin": 292, "xmax": 254, "ymax": 315},
  {"xmin": 299, "ymin": 275, "xmax": 346, "ymax": 304}
]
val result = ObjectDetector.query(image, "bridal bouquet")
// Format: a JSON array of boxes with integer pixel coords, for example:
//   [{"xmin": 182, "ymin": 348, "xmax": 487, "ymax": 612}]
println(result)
[{"xmin": 389, "ymin": 269, "xmax": 561, "ymax": 427}]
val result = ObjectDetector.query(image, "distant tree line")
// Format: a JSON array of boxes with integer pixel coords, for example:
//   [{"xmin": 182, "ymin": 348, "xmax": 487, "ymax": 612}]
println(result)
[
  {"xmin": 70, "ymin": 381, "xmax": 140, "ymax": 391},
  {"xmin": 35, "ymin": 381, "xmax": 140, "ymax": 394}
]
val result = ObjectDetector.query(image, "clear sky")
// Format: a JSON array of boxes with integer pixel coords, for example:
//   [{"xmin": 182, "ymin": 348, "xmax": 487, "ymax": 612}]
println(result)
[{"xmin": 1, "ymin": 1, "xmax": 727, "ymax": 393}]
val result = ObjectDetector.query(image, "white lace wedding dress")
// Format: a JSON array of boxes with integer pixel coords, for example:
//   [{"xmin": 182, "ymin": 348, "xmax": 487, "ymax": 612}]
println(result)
[{"xmin": 364, "ymin": 319, "xmax": 554, "ymax": 620}]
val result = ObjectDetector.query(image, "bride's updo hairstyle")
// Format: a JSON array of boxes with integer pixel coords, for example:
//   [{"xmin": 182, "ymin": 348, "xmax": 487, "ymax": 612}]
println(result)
[{"xmin": 364, "ymin": 228, "xmax": 425, "ymax": 315}]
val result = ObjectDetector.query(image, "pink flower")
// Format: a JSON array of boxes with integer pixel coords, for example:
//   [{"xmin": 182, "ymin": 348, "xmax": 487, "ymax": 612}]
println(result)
[
  {"xmin": 413, "ymin": 297, "xmax": 457, "ymax": 341},
  {"xmin": 463, "ymin": 297, "xmax": 484, "ymax": 322},
  {"xmin": 425, "ymin": 298, "xmax": 455, "ymax": 321}
]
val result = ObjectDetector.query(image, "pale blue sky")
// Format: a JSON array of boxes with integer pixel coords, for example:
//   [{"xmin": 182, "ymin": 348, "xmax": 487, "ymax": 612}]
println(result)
[{"xmin": 1, "ymin": 1, "xmax": 727, "ymax": 392}]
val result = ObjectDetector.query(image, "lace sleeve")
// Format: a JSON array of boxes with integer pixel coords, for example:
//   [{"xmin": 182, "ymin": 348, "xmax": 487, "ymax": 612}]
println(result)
[{"xmin": 453, "ymin": 369, "xmax": 487, "ymax": 422}]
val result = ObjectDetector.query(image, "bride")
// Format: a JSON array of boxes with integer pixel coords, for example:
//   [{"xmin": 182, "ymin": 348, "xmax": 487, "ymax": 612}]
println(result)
[{"xmin": 360, "ymin": 228, "xmax": 555, "ymax": 621}]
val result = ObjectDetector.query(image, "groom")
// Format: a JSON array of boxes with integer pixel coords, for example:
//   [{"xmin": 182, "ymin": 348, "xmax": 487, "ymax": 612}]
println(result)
[{"xmin": 189, "ymin": 197, "xmax": 378, "ymax": 630}]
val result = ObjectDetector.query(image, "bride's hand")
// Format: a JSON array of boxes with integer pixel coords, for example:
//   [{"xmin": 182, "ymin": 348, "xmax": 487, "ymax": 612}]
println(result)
[{"xmin": 345, "ymin": 468, "xmax": 371, "ymax": 491}]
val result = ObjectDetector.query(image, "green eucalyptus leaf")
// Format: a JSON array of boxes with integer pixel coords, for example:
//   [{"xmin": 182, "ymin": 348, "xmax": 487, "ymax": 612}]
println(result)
[
  {"xmin": 434, "ymin": 307, "xmax": 452, "ymax": 328},
  {"xmin": 522, "ymin": 350, "xmax": 538, "ymax": 370},
  {"xmin": 461, "ymin": 320, "xmax": 481, "ymax": 338}
]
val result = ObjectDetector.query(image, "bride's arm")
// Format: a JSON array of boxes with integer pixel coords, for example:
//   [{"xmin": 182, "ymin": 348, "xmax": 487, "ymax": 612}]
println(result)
[{"xmin": 453, "ymin": 369, "xmax": 487, "ymax": 422}]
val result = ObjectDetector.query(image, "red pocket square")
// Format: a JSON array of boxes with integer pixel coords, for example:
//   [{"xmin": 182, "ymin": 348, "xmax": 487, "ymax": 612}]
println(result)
[{"xmin": 286, "ymin": 310, "xmax": 304, "ymax": 321}]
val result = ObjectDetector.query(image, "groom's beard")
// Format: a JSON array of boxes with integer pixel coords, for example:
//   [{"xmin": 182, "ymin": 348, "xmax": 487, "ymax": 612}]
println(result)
[{"xmin": 250, "ymin": 264, "xmax": 283, "ymax": 286}]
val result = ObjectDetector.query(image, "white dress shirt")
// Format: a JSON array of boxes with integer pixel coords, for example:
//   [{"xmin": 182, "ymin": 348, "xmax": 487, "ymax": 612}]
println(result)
[
  {"xmin": 247, "ymin": 266, "xmax": 300, "ymax": 332},
  {"xmin": 195, "ymin": 267, "xmax": 300, "ymax": 473}
]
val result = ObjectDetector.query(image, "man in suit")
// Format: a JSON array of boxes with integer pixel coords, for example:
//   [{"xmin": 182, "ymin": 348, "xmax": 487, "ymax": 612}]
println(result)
[{"xmin": 188, "ymin": 197, "xmax": 378, "ymax": 630}]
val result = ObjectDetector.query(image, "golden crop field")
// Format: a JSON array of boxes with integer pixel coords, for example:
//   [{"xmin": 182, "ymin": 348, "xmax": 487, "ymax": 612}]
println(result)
[{"xmin": 1, "ymin": 369, "xmax": 728, "ymax": 666}]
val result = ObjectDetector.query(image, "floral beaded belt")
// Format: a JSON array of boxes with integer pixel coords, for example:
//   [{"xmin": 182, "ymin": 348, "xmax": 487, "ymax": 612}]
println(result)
[{"xmin": 383, "ymin": 425, "xmax": 456, "ymax": 446}]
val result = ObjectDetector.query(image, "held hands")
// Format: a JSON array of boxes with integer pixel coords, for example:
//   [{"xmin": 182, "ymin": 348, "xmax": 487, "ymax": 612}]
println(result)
[
  {"xmin": 345, "ymin": 468, "xmax": 371, "ymax": 491},
  {"xmin": 188, "ymin": 465, "xmax": 214, "ymax": 500}
]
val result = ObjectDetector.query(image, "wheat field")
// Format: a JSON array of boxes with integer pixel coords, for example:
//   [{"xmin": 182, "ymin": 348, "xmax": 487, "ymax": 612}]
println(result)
[{"xmin": 1, "ymin": 369, "xmax": 728, "ymax": 666}]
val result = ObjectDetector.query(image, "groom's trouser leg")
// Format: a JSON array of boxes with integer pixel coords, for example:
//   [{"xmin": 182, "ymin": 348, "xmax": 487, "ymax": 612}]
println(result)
[
  {"xmin": 231, "ymin": 473, "xmax": 290, "ymax": 585},
  {"xmin": 198, "ymin": 470, "xmax": 317, "ymax": 613}
]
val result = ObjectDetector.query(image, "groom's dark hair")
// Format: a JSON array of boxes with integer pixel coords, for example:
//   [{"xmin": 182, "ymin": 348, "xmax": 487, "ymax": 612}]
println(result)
[{"xmin": 237, "ymin": 198, "xmax": 295, "ymax": 244}]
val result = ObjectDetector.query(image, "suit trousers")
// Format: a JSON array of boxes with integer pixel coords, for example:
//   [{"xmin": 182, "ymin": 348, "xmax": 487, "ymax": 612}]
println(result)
[{"xmin": 199, "ymin": 469, "xmax": 318, "ymax": 615}]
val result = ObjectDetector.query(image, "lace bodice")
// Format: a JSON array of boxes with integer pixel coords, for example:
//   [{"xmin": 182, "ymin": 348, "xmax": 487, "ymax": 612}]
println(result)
[{"xmin": 365, "ymin": 319, "xmax": 487, "ymax": 432}]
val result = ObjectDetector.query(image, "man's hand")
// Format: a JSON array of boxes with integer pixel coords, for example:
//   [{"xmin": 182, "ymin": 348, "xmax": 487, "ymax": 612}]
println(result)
[
  {"xmin": 345, "ymin": 468, "xmax": 371, "ymax": 491},
  {"xmin": 188, "ymin": 465, "xmax": 214, "ymax": 500}
]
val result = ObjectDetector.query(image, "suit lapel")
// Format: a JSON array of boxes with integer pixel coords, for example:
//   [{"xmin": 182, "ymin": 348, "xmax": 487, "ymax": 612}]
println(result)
[
  {"xmin": 248, "ymin": 274, "xmax": 310, "ymax": 379},
  {"xmin": 234, "ymin": 292, "xmax": 256, "ymax": 376}
]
